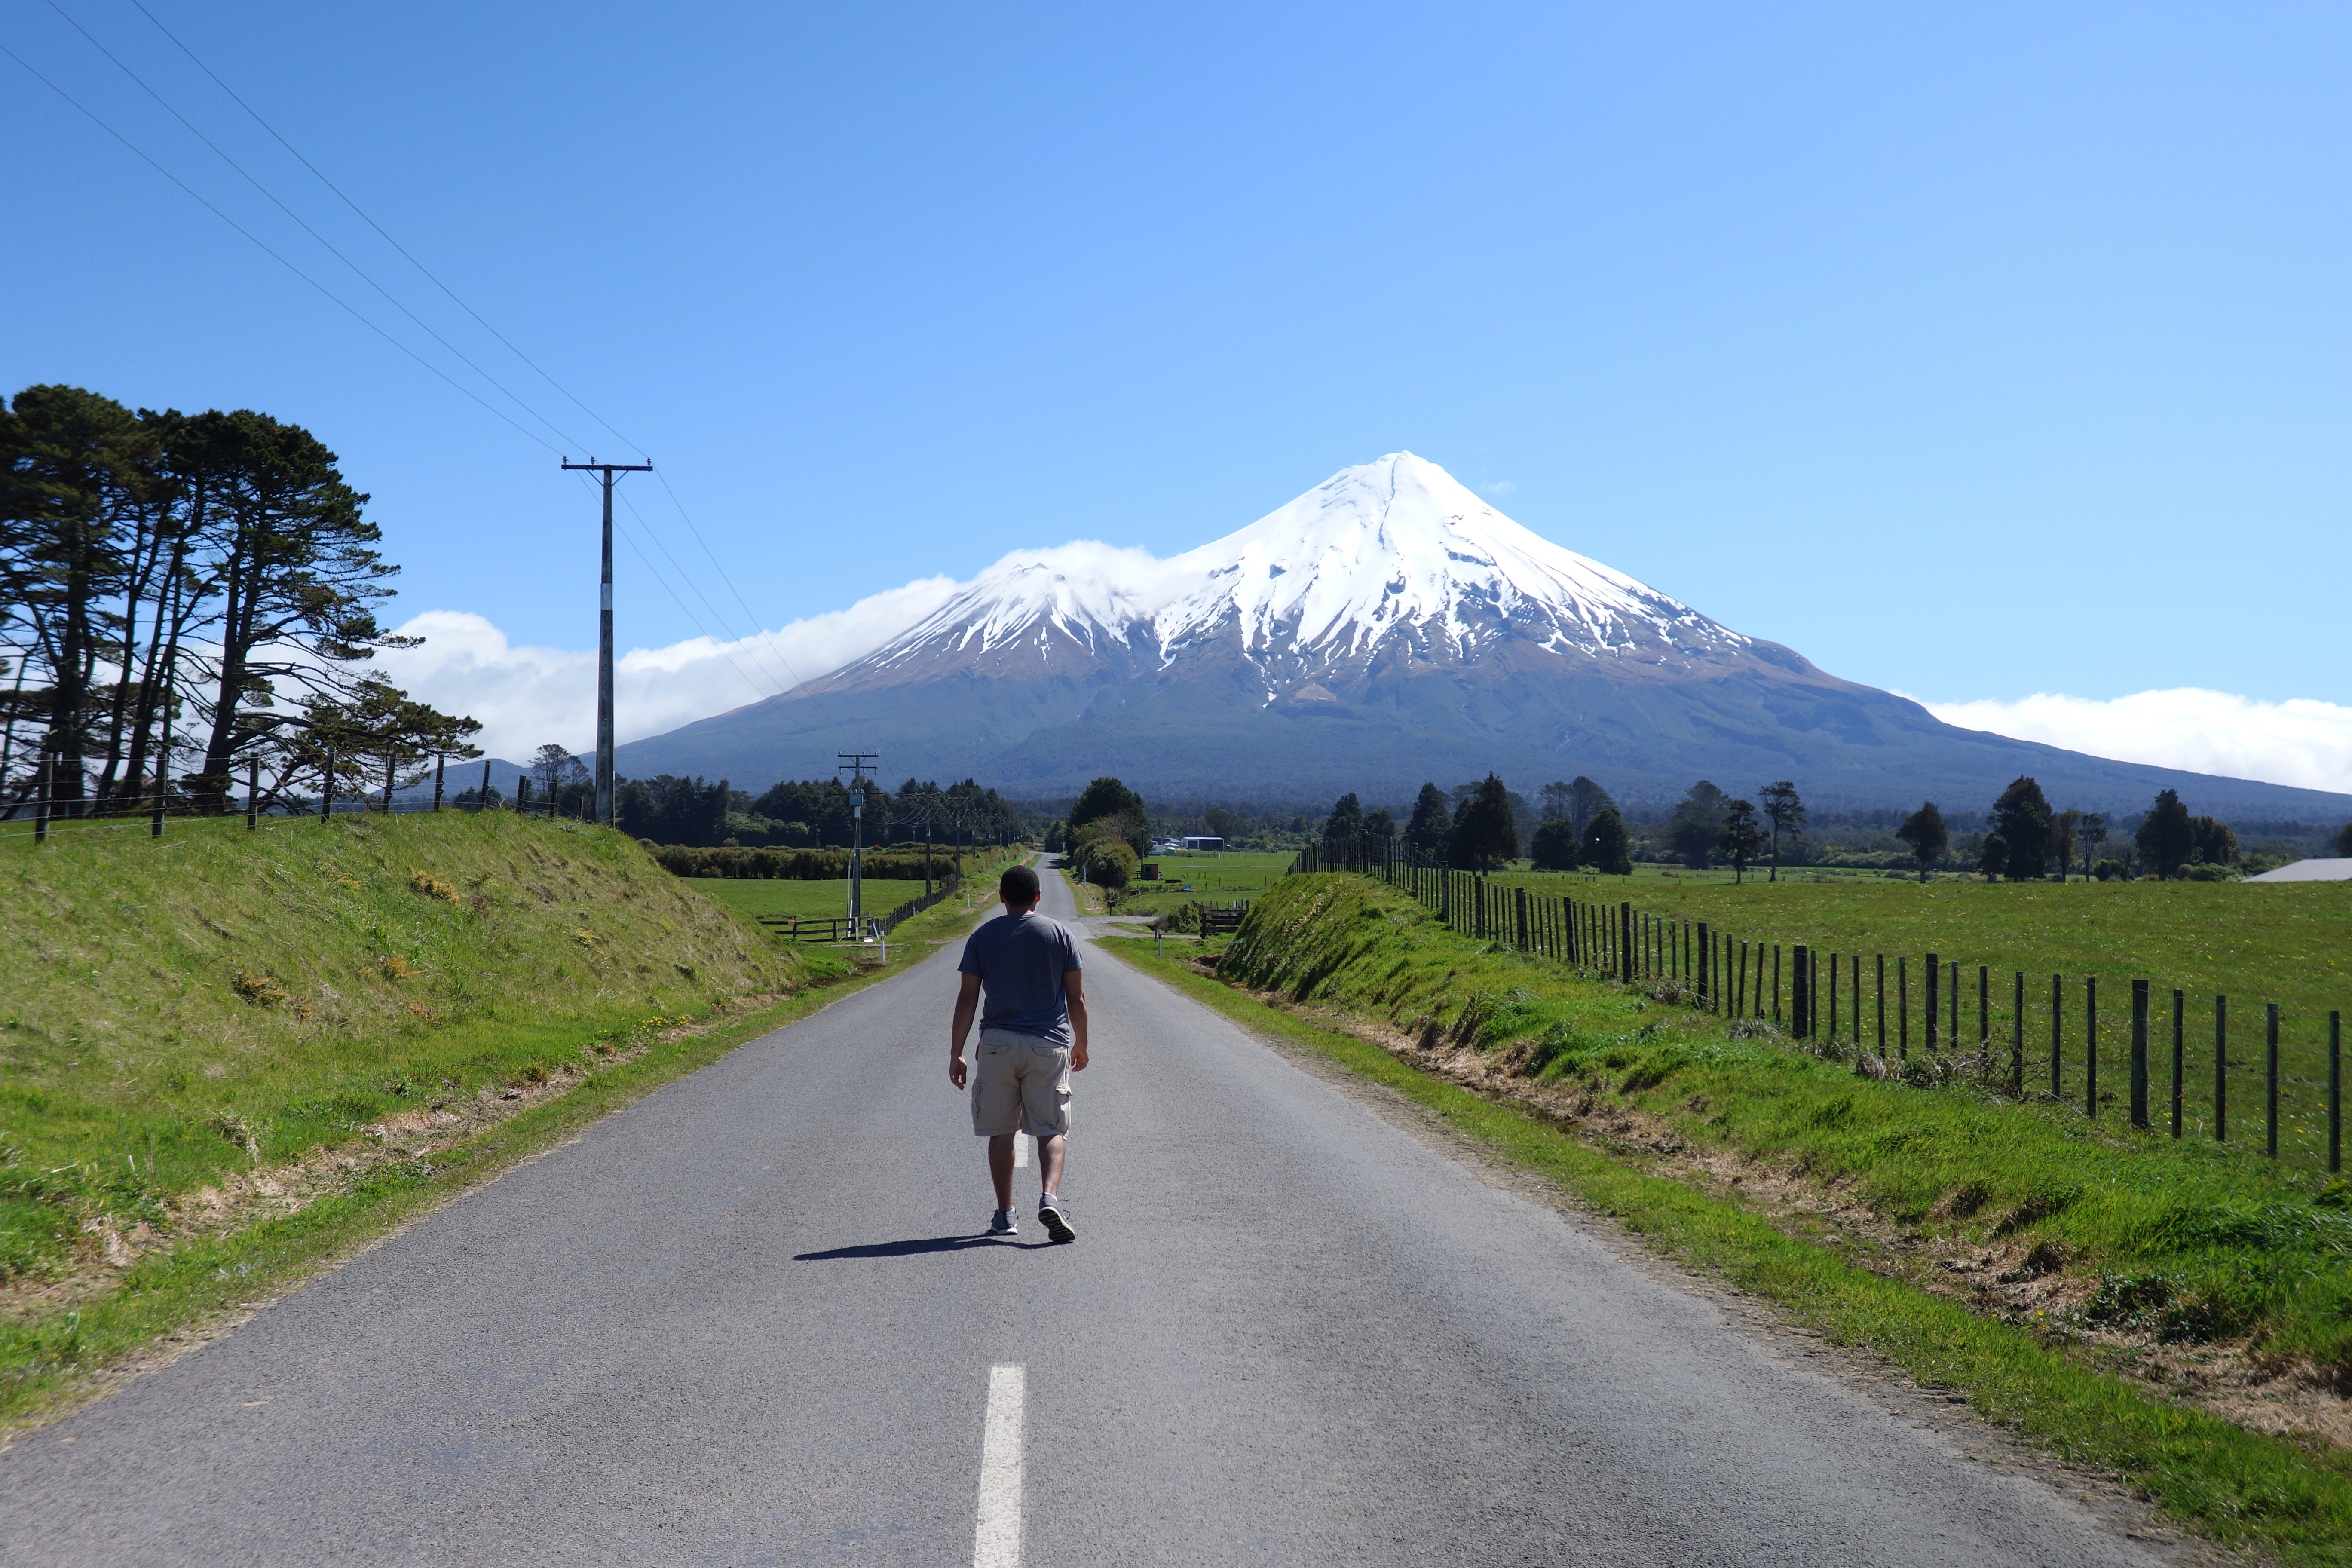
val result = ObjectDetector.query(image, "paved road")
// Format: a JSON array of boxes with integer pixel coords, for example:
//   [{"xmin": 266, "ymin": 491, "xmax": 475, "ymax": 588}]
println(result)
[{"xmin": 0, "ymin": 870, "xmax": 2174, "ymax": 1565}]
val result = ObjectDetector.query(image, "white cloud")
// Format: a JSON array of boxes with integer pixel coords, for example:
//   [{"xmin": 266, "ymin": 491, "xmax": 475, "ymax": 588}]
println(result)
[
  {"xmin": 1919, "ymin": 689, "xmax": 2352, "ymax": 794},
  {"xmin": 1482, "ymin": 479, "xmax": 1515, "ymax": 497},
  {"xmin": 374, "ymin": 574, "xmax": 959, "ymax": 762}
]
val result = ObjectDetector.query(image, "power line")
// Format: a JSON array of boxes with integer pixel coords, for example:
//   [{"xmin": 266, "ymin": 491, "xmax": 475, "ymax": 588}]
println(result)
[
  {"xmin": 24, "ymin": 11, "xmax": 848, "ymax": 735},
  {"xmin": 82, "ymin": 4, "xmax": 825, "ymax": 715},
  {"xmin": 126, "ymin": 0, "xmax": 646, "ymax": 462},
  {"xmin": 0, "ymin": 37, "xmax": 565, "ymax": 456},
  {"xmin": 45, "ymin": 0, "xmax": 586, "ymax": 454}
]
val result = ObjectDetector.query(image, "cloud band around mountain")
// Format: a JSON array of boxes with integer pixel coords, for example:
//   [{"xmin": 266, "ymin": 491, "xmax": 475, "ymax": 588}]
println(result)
[{"xmin": 1917, "ymin": 689, "xmax": 2352, "ymax": 799}]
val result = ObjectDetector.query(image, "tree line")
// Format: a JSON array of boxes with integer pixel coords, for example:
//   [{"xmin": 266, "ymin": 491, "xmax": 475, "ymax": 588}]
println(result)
[
  {"xmin": 1311, "ymin": 769, "xmax": 2318, "ymax": 885},
  {"xmin": 1892, "ymin": 778, "xmax": 2266, "ymax": 882},
  {"xmin": 0, "ymin": 384, "xmax": 480, "ymax": 818},
  {"xmin": 588, "ymin": 767, "xmax": 1020, "ymax": 850}
]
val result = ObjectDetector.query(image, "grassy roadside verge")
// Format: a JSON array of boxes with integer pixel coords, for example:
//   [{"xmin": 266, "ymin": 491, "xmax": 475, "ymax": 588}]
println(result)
[
  {"xmin": 0, "ymin": 844, "xmax": 1023, "ymax": 1439},
  {"xmin": 1097, "ymin": 922, "xmax": 2352, "ymax": 1565}
]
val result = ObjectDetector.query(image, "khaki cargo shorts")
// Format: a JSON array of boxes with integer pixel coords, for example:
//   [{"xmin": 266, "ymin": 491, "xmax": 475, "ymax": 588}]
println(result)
[{"xmin": 970, "ymin": 1026, "xmax": 1072, "ymax": 1139}]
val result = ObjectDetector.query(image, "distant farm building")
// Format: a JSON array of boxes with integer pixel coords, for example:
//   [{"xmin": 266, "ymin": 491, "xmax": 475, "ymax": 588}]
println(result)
[{"xmin": 1182, "ymin": 835, "xmax": 1227, "ymax": 852}]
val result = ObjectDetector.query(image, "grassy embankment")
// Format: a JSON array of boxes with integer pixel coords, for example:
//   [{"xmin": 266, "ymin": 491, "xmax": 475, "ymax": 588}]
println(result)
[
  {"xmin": 1102, "ymin": 872, "xmax": 2352, "ymax": 1564},
  {"xmin": 1496, "ymin": 870, "xmax": 2352, "ymax": 1164},
  {"xmin": 0, "ymin": 811, "xmax": 1022, "ymax": 1432}
]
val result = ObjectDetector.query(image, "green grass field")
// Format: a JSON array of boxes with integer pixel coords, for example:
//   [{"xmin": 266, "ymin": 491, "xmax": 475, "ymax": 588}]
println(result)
[
  {"xmin": 686, "ymin": 877, "xmax": 943, "ymax": 925},
  {"xmin": 1107, "ymin": 891, "xmax": 2352, "ymax": 1565},
  {"xmin": 1476, "ymin": 870, "xmax": 2352, "ymax": 1167},
  {"xmin": 1113, "ymin": 850, "xmax": 1295, "ymax": 917}
]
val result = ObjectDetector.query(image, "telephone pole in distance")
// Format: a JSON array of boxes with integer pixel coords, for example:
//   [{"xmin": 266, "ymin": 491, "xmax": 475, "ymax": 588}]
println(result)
[
  {"xmin": 562, "ymin": 458, "xmax": 652, "ymax": 827},
  {"xmin": 838, "ymin": 751, "xmax": 879, "ymax": 933}
]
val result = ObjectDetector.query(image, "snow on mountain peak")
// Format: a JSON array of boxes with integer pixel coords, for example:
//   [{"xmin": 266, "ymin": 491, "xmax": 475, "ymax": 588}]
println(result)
[{"xmin": 853, "ymin": 452, "xmax": 1744, "ymax": 684}]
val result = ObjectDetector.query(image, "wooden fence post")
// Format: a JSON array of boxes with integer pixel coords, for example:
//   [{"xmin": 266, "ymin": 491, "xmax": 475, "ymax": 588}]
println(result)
[
  {"xmin": 2011, "ymin": 971, "xmax": 2025, "ymax": 1097},
  {"xmin": 2267, "ymin": 1003, "xmax": 2281, "ymax": 1158},
  {"xmin": 2330, "ymin": 1010, "xmax": 2341, "ymax": 1174},
  {"xmin": 2171, "ymin": 989, "xmax": 2184, "ymax": 1138},
  {"xmin": 1792, "ymin": 946, "xmax": 1810, "ymax": 1038},
  {"xmin": 2086, "ymin": 977, "xmax": 2099, "ymax": 1118},
  {"xmin": 1925, "ymin": 953, "xmax": 1939, "ymax": 1050},
  {"xmin": 2131, "ymin": 980, "xmax": 2150, "ymax": 1129},
  {"xmin": 2215, "ymin": 995, "xmax": 2229, "ymax": 1142}
]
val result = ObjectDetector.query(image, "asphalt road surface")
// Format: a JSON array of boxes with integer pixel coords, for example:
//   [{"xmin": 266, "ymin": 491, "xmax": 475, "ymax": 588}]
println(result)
[{"xmin": 0, "ymin": 870, "xmax": 2180, "ymax": 1566}]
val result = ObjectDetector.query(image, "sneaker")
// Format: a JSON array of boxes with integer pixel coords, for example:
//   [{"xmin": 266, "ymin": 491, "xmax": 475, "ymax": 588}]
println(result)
[
  {"xmin": 989, "ymin": 1209, "xmax": 1018, "ymax": 1236},
  {"xmin": 1038, "ymin": 1198, "xmax": 1075, "ymax": 1244}
]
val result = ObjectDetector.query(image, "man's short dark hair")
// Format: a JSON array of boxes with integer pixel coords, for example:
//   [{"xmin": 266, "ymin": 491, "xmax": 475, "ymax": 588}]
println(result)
[{"xmin": 1000, "ymin": 865, "xmax": 1041, "ymax": 905}]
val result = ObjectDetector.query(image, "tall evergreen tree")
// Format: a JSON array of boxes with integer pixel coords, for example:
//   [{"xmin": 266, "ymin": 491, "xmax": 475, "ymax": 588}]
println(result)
[
  {"xmin": 1529, "ymin": 816, "xmax": 1580, "ymax": 870},
  {"xmin": 1719, "ymin": 799, "xmax": 1766, "ymax": 883},
  {"xmin": 1405, "ymin": 781, "xmax": 1452, "ymax": 858},
  {"xmin": 2135, "ymin": 789, "xmax": 2194, "ymax": 879},
  {"xmin": 1666, "ymin": 780, "xmax": 1726, "ymax": 870},
  {"xmin": 1988, "ymin": 777, "xmax": 2053, "ymax": 881},
  {"xmin": 1895, "ymin": 801, "xmax": 1948, "ymax": 882},
  {"xmin": 1323, "ymin": 791, "xmax": 1364, "ymax": 846},
  {"xmin": 1583, "ymin": 802, "xmax": 1633, "ymax": 875},
  {"xmin": 1978, "ymin": 832, "xmax": 2009, "ymax": 880},
  {"xmin": 1449, "ymin": 773, "xmax": 1518, "ymax": 870}
]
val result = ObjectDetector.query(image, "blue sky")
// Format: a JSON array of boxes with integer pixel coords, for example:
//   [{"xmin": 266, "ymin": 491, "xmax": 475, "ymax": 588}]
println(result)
[{"xmin": 8, "ymin": 3, "xmax": 2349, "ymax": 770}]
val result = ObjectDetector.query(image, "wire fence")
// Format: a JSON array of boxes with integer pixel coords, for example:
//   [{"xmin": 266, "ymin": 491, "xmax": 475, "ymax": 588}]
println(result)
[
  {"xmin": 1292, "ymin": 837, "xmax": 2347, "ymax": 1175},
  {"xmin": 0, "ymin": 772, "xmax": 600, "ymax": 844}
]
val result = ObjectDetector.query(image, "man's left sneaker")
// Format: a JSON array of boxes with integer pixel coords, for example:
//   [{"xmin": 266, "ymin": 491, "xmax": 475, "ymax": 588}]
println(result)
[
  {"xmin": 989, "ymin": 1209, "xmax": 1018, "ymax": 1236},
  {"xmin": 1038, "ymin": 1199, "xmax": 1075, "ymax": 1244}
]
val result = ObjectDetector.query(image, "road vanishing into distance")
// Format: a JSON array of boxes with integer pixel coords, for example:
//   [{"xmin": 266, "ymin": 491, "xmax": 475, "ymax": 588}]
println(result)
[{"xmin": 0, "ymin": 869, "xmax": 2186, "ymax": 1566}]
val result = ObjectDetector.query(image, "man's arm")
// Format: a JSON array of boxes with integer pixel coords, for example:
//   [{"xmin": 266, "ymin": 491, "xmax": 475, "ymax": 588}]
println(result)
[
  {"xmin": 1065, "ymin": 968, "xmax": 1089, "ymax": 1071},
  {"xmin": 949, "ymin": 972, "xmax": 981, "ymax": 1088}
]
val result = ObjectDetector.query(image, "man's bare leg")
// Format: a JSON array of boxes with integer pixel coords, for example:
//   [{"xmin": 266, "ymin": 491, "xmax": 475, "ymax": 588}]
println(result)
[
  {"xmin": 1037, "ymin": 1134, "xmax": 1066, "ymax": 1200},
  {"xmin": 988, "ymin": 1133, "xmax": 1016, "ymax": 1212}
]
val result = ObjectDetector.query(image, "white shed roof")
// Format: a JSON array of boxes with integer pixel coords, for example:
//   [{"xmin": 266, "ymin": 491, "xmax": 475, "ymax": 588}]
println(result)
[{"xmin": 2243, "ymin": 857, "xmax": 2352, "ymax": 883}]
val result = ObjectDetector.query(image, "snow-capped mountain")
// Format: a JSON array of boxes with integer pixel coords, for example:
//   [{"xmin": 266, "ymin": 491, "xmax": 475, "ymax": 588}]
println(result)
[
  {"xmin": 830, "ymin": 453, "xmax": 1774, "ymax": 708},
  {"xmin": 614, "ymin": 455, "xmax": 2347, "ymax": 816}
]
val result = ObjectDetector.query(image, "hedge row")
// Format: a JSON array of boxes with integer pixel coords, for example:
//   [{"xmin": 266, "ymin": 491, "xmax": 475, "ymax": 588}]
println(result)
[{"xmin": 647, "ymin": 844, "xmax": 985, "ymax": 881}]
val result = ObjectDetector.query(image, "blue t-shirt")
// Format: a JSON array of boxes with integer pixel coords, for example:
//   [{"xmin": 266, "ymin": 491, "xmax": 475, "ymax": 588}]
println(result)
[{"xmin": 959, "ymin": 911, "xmax": 1083, "ymax": 1045}]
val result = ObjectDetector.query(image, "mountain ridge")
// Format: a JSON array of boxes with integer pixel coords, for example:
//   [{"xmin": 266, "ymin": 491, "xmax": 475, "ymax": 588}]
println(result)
[{"xmin": 615, "ymin": 455, "xmax": 2349, "ymax": 820}]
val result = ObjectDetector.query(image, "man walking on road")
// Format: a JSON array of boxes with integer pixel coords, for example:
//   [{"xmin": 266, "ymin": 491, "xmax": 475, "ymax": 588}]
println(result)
[{"xmin": 950, "ymin": 864, "xmax": 1087, "ymax": 1242}]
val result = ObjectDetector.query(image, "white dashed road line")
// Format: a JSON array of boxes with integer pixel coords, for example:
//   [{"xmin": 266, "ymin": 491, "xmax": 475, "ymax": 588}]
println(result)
[
  {"xmin": 1013, "ymin": 1134, "xmax": 1029, "ymax": 1168},
  {"xmin": 974, "ymin": 1363, "xmax": 1025, "ymax": 1568}
]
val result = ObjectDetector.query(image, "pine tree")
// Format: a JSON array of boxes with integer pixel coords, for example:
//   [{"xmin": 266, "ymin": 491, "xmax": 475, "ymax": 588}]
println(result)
[
  {"xmin": 1895, "ymin": 801, "xmax": 1948, "ymax": 882},
  {"xmin": 1583, "ymin": 803, "xmax": 1633, "ymax": 875},
  {"xmin": 2135, "ymin": 789, "xmax": 2195, "ymax": 880},
  {"xmin": 1405, "ymin": 782, "xmax": 1452, "ymax": 858},
  {"xmin": 1529, "ymin": 817, "xmax": 1580, "ymax": 870},
  {"xmin": 1449, "ymin": 773, "xmax": 1518, "ymax": 870},
  {"xmin": 1989, "ymin": 777, "xmax": 2053, "ymax": 881}
]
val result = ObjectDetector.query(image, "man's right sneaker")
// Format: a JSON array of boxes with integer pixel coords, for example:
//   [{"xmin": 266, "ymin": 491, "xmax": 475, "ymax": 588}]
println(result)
[
  {"xmin": 1038, "ymin": 1200, "xmax": 1075, "ymax": 1244},
  {"xmin": 989, "ymin": 1209, "xmax": 1018, "ymax": 1236}
]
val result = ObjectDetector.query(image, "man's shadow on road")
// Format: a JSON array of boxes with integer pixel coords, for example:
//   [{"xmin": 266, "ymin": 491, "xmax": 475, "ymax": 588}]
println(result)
[{"xmin": 794, "ymin": 1234, "xmax": 1047, "ymax": 1260}]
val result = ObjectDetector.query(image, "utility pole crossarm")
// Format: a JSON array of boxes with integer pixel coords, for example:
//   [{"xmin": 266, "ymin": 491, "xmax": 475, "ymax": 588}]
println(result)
[{"xmin": 560, "ymin": 459, "xmax": 653, "ymax": 829}]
